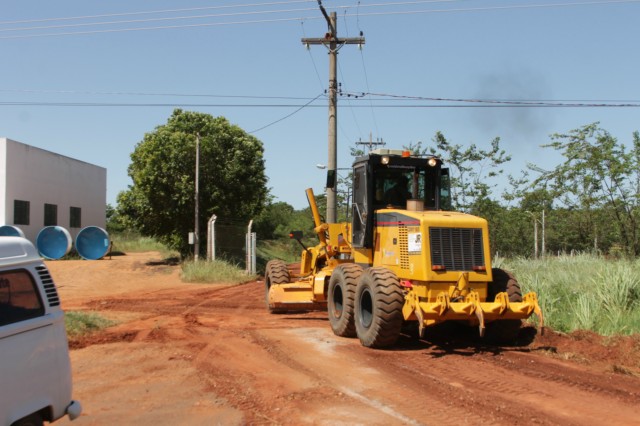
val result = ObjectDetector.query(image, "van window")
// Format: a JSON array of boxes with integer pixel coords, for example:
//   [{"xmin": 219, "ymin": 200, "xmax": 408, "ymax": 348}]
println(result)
[{"xmin": 0, "ymin": 270, "xmax": 45, "ymax": 326}]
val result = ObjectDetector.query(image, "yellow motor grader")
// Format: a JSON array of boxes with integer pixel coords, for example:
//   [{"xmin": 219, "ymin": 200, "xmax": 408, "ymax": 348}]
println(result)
[{"xmin": 265, "ymin": 149, "xmax": 543, "ymax": 348}]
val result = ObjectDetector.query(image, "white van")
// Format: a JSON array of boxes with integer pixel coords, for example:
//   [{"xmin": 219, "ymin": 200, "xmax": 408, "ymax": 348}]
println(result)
[{"xmin": 0, "ymin": 237, "xmax": 81, "ymax": 425}]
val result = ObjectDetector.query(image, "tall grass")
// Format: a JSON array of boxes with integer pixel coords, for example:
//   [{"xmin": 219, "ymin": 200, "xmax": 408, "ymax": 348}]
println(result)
[
  {"xmin": 109, "ymin": 232, "xmax": 178, "ymax": 258},
  {"xmin": 181, "ymin": 259, "xmax": 257, "ymax": 284},
  {"xmin": 501, "ymin": 254, "xmax": 640, "ymax": 335}
]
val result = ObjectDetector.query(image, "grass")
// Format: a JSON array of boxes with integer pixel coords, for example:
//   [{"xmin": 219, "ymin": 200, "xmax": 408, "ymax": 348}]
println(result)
[
  {"xmin": 499, "ymin": 254, "xmax": 640, "ymax": 336},
  {"xmin": 65, "ymin": 311, "xmax": 116, "ymax": 337},
  {"xmin": 108, "ymin": 232, "xmax": 179, "ymax": 258},
  {"xmin": 256, "ymin": 239, "xmax": 301, "ymax": 273},
  {"xmin": 181, "ymin": 258, "xmax": 258, "ymax": 284}
]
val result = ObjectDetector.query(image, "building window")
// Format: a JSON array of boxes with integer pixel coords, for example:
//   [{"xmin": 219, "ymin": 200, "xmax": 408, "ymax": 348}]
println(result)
[
  {"xmin": 70, "ymin": 207, "xmax": 82, "ymax": 228},
  {"xmin": 44, "ymin": 204, "xmax": 58, "ymax": 226},
  {"xmin": 0, "ymin": 270, "xmax": 45, "ymax": 326},
  {"xmin": 13, "ymin": 200, "xmax": 30, "ymax": 225}
]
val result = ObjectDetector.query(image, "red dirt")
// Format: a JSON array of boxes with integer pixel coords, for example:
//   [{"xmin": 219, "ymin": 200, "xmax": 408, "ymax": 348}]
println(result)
[{"xmin": 52, "ymin": 252, "xmax": 640, "ymax": 425}]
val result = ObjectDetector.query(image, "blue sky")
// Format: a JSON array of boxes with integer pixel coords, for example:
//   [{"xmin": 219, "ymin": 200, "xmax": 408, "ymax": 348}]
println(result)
[{"xmin": 1, "ymin": 0, "xmax": 638, "ymax": 210}]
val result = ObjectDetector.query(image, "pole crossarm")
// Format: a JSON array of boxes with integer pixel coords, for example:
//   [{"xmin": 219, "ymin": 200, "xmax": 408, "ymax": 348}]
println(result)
[{"xmin": 301, "ymin": 37, "xmax": 365, "ymax": 49}]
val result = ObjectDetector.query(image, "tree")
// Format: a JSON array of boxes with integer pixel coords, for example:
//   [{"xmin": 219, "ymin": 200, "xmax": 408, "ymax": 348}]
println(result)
[
  {"xmin": 534, "ymin": 123, "xmax": 640, "ymax": 255},
  {"xmin": 408, "ymin": 132, "xmax": 511, "ymax": 212},
  {"xmin": 118, "ymin": 109, "xmax": 268, "ymax": 256}
]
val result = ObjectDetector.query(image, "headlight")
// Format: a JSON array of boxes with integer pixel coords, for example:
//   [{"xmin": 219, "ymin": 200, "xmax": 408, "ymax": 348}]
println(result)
[
  {"xmin": 381, "ymin": 156, "xmax": 390, "ymax": 165},
  {"xmin": 428, "ymin": 158, "xmax": 437, "ymax": 167}
]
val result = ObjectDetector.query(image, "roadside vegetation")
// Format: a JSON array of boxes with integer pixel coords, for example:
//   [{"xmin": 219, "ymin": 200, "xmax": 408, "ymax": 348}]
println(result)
[
  {"xmin": 65, "ymin": 311, "xmax": 116, "ymax": 337},
  {"xmin": 498, "ymin": 255, "xmax": 640, "ymax": 336},
  {"xmin": 108, "ymin": 231, "xmax": 179, "ymax": 258},
  {"xmin": 181, "ymin": 258, "xmax": 257, "ymax": 284}
]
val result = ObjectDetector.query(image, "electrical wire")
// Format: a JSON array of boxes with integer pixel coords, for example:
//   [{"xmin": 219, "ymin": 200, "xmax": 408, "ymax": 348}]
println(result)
[
  {"xmin": 249, "ymin": 93, "xmax": 325, "ymax": 133},
  {"xmin": 0, "ymin": 0, "xmax": 636, "ymax": 39},
  {"xmin": 0, "ymin": 6, "xmax": 323, "ymax": 34},
  {"xmin": 339, "ymin": 91, "xmax": 640, "ymax": 107},
  {"xmin": 0, "ymin": 0, "xmax": 315, "ymax": 25},
  {"xmin": 0, "ymin": 88, "xmax": 317, "ymax": 100},
  {"xmin": 300, "ymin": 20, "xmax": 326, "ymax": 93},
  {"xmin": 0, "ymin": 101, "xmax": 637, "ymax": 108}
]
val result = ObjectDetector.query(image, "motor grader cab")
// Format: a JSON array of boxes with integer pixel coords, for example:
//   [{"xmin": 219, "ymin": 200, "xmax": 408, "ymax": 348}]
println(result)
[{"xmin": 265, "ymin": 149, "xmax": 543, "ymax": 348}]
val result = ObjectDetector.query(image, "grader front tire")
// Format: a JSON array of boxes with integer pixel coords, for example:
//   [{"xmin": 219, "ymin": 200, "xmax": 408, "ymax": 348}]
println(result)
[
  {"xmin": 265, "ymin": 259, "xmax": 290, "ymax": 314},
  {"xmin": 328, "ymin": 263, "xmax": 362, "ymax": 338},
  {"xmin": 354, "ymin": 267, "xmax": 404, "ymax": 348}
]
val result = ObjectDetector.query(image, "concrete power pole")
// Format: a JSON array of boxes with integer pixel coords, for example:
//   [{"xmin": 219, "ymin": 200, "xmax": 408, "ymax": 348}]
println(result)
[
  {"xmin": 194, "ymin": 133, "xmax": 200, "ymax": 261},
  {"xmin": 302, "ymin": 3, "xmax": 364, "ymax": 223}
]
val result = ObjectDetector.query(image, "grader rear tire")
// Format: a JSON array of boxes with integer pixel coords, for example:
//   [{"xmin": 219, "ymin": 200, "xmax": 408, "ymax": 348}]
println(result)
[
  {"xmin": 328, "ymin": 263, "xmax": 362, "ymax": 338},
  {"xmin": 354, "ymin": 267, "xmax": 404, "ymax": 348},
  {"xmin": 486, "ymin": 268, "xmax": 523, "ymax": 343},
  {"xmin": 265, "ymin": 259, "xmax": 290, "ymax": 314}
]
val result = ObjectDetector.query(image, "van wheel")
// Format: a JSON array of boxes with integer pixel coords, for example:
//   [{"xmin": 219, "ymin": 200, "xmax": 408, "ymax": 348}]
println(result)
[
  {"xmin": 12, "ymin": 413, "xmax": 43, "ymax": 426},
  {"xmin": 265, "ymin": 260, "xmax": 290, "ymax": 314},
  {"xmin": 328, "ymin": 263, "xmax": 362, "ymax": 337},
  {"xmin": 354, "ymin": 267, "xmax": 404, "ymax": 348}
]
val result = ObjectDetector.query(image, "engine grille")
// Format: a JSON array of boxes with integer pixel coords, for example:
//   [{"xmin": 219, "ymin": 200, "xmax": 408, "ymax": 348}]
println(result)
[{"xmin": 429, "ymin": 227, "xmax": 485, "ymax": 271}]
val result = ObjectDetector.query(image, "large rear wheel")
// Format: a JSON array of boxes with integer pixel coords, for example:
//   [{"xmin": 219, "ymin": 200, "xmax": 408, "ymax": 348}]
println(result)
[
  {"xmin": 328, "ymin": 263, "xmax": 363, "ymax": 337},
  {"xmin": 265, "ymin": 259, "xmax": 290, "ymax": 314},
  {"xmin": 486, "ymin": 268, "xmax": 523, "ymax": 343},
  {"xmin": 354, "ymin": 267, "xmax": 404, "ymax": 348}
]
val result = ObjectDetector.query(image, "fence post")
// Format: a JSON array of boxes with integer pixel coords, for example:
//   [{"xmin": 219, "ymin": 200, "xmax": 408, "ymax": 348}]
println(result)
[
  {"xmin": 207, "ymin": 214, "xmax": 217, "ymax": 261},
  {"xmin": 246, "ymin": 220, "xmax": 255, "ymax": 274}
]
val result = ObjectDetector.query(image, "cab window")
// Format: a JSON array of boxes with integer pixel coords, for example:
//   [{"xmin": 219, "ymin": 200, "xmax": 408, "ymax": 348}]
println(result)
[
  {"xmin": 373, "ymin": 166, "xmax": 439, "ymax": 210},
  {"xmin": 0, "ymin": 270, "xmax": 45, "ymax": 326}
]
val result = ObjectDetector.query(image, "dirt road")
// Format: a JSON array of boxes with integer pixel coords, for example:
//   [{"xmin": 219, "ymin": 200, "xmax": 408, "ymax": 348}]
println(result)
[{"xmin": 52, "ymin": 252, "xmax": 640, "ymax": 425}]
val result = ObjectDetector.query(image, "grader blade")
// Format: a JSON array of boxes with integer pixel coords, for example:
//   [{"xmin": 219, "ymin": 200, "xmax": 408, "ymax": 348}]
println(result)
[{"xmin": 267, "ymin": 282, "xmax": 326, "ymax": 312}]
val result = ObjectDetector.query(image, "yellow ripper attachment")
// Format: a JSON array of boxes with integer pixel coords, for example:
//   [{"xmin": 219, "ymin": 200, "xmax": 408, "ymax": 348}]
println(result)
[{"xmin": 403, "ymin": 289, "xmax": 544, "ymax": 338}]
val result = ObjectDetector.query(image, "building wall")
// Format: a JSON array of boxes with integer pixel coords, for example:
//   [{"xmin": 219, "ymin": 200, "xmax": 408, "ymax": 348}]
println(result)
[
  {"xmin": 0, "ymin": 140, "xmax": 6, "ymax": 225},
  {"xmin": 0, "ymin": 138, "xmax": 107, "ymax": 244}
]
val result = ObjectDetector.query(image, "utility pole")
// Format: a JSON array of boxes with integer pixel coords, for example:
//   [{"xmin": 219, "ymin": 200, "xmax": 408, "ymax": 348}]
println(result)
[
  {"xmin": 194, "ymin": 133, "xmax": 200, "ymax": 261},
  {"xmin": 356, "ymin": 133, "xmax": 385, "ymax": 152},
  {"xmin": 302, "ymin": 1, "xmax": 364, "ymax": 223}
]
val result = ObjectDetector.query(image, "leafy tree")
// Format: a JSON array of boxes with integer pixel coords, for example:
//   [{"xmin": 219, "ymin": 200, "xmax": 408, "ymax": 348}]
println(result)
[
  {"xmin": 408, "ymin": 132, "xmax": 511, "ymax": 212},
  {"xmin": 118, "ymin": 109, "xmax": 268, "ymax": 256},
  {"xmin": 105, "ymin": 203, "xmax": 127, "ymax": 234},
  {"xmin": 534, "ymin": 123, "xmax": 640, "ymax": 255}
]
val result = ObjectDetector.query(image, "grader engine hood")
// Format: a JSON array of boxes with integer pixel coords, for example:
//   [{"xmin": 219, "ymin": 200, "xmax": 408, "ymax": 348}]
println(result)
[{"xmin": 374, "ymin": 209, "xmax": 492, "ymax": 283}]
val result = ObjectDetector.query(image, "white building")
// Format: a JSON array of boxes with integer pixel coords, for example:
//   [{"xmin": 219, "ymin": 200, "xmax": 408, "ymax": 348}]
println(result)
[{"xmin": 0, "ymin": 138, "xmax": 106, "ymax": 244}]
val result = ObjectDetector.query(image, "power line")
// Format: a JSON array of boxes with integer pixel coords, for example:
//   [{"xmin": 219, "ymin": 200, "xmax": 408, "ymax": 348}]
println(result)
[
  {"xmin": 0, "ymin": 16, "xmax": 322, "ymax": 40},
  {"xmin": 1, "ymin": 0, "xmax": 637, "ymax": 39},
  {"xmin": 0, "ymin": 6, "xmax": 322, "ymax": 34},
  {"xmin": 249, "ymin": 93, "xmax": 324, "ymax": 133},
  {"xmin": 0, "ymin": 101, "xmax": 637, "ymax": 108},
  {"xmin": 0, "ymin": 88, "xmax": 317, "ymax": 100},
  {"xmin": 340, "ymin": 91, "xmax": 640, "ymax": 107},
  {"xmin": 0, "ymin": 0, "xmax": 314, "ymax": 25}
]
